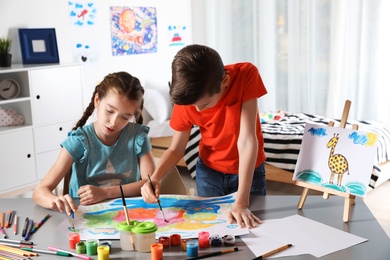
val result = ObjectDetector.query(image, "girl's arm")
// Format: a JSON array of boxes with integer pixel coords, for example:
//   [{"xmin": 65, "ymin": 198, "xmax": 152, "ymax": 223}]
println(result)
[
  {"xmin": 33, "ymin": 148, "xmax": 77, "ymax": 215},
  {"xmin": 77, "ymin": 151, "xmax": 156, "ymax": 205},
  {"xmin": 228, "ymin": 98, "xmax": 262, "ymax": 228}
]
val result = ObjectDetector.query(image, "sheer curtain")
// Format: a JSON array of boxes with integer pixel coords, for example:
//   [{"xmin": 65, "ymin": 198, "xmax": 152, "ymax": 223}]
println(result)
[{"xmin": 194, "ymin": 0, "xmax": 390, "ymax": 124}]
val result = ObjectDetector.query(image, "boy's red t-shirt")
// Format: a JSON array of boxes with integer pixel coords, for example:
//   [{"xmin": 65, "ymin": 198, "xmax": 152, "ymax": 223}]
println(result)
[{"xmin": 170, "ymin": 62, "xmax": 267, "ymax": 173}]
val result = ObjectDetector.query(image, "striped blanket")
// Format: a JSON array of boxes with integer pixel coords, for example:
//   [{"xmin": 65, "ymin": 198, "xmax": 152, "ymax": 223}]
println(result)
[{"xmin": 184, "ymin": 112, "xmax": 390, "ymax": 187}]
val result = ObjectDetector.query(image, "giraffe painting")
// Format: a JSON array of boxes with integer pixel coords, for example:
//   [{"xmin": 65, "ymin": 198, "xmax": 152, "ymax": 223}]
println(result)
[{"xmin": 327, "ymin": 133, "xmax": 350, "ymax": 186}]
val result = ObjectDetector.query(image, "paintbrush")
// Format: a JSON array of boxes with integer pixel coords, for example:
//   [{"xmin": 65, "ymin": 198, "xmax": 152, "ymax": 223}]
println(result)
[
  {"xmin": 119, "ymin": 185, "xmax": 134, "ymax": 250},
  {"xmin": 147, "ymin": 174, "xmax": 168, "ymax": 223},
  {"xmin": 70, "ymin": 190, "xmax": 75, "ymax": 231}
]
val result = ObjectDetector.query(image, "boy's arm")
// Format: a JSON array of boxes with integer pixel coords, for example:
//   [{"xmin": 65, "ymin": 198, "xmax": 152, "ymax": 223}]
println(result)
[
  {"xmin": 231, "ymin": 98, "xmax": 262, "ymax": 228},
  {"xmin": 141, "ymin": 129, "xmax": 191, "ymax": 203}
]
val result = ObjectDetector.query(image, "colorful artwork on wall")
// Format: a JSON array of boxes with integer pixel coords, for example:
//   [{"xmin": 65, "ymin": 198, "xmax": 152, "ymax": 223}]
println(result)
[
  {"xmin": 68, "ymin": 1, "xmax": 97, "ymax": 27},
  {"xmin": 293, "ymin": 123, "xmax": 378, "ymax": 196},
  {"xmin": 110, "ymin": 6, "xmax": 158, "ymax": 55},
  {"xmin": 58, "ymin": 193, "xmax": 249, "ymax": 240},
  {"xmin": 168, "ymin": 25, "xmax": 187, "ymax": 46}
]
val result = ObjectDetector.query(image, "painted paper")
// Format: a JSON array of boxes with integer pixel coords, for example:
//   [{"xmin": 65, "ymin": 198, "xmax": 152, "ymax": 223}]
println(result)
[
  {"xmin": 68, "ymin": 1, "xmax": 97, "ymax": 27},
  {"xmin": 110, "ymin": 6, "xmax": 158, "ymax": 55},
  {"xmin": 293, "ymin": 123, "xmax": 378, "ymax": 196},
  {"xmin": 58, "ymin": 193, "xmax": 248, "ymax": 240}
]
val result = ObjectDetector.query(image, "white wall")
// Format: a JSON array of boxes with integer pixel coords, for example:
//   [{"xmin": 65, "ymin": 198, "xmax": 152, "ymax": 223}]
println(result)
[{"xmin": 0, "ymin": 0, "xmax": 192, "ymax": 107}]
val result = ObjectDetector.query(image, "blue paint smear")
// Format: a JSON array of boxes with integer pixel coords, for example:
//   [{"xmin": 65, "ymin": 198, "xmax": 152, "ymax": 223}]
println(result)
[
  {"xmin": 307, "ymin": 127, "xmax": 327, "ymax": 137},
  {"xmin": 297, "ymin": 170, "xmax": 366, "ymax": 196},
  {"xmin": 348, "ymin": 132, "xmax": 368, "ymax": 145},
  {"xmin": 84, "ymin": 195, "xmax": 235, "ymax": 216}
]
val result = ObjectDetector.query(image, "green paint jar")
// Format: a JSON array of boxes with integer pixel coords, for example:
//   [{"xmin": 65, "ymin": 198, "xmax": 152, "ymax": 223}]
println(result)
[
  {"xmin": 116, "ymin": 220, "xmax": 140, "ymax": 251},
  {"xmin": 132, "ymin": 221, "xmax": 158, "ymax": 252}
]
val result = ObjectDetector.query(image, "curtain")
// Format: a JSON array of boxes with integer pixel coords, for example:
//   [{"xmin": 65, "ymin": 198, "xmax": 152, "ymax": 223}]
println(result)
[{"xmin": 195, "ymin": 0, "xmax": 390, "ymax": 124}]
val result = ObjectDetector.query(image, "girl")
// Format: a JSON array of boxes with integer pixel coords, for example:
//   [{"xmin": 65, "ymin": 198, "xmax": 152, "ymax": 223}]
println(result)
[{"xmin": 33, "ymin": 72, "xmax": 155, "ymax": 216}]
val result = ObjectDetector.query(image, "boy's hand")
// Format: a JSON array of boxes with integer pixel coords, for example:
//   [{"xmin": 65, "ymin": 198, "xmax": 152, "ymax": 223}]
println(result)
[
  {"xmin": 140, "ymin": 180, "xmax": 160, "ymax": 204},
  {"xmin": 227, "ymin": 204, "xmax": 262, "ymax": 229}
]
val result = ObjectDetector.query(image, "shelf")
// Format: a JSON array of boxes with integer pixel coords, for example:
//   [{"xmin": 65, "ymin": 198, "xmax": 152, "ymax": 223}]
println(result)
[
  {"xmin": 0, "ymin": 124, "xmax": 33, "ymax": 133},
  {"xmin": 0, "ymin": 97, "xmax": 31, "ymax": 105}
]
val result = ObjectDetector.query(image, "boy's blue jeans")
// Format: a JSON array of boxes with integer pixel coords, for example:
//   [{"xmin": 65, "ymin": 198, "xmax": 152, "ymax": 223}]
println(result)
[{"xmin": 195, "ymin": 158, "xmax": 266, "ymax": 197}]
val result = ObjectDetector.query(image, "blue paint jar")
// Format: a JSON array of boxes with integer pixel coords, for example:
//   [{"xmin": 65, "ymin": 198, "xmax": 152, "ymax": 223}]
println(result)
[{"xmin": 186, "ymin": 239, "xmax": 198, "ymax": 257}]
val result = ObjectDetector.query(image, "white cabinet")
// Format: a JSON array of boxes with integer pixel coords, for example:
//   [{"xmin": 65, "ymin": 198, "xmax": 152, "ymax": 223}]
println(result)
[{"xmin": 0, "ymin": 64, "xmax": 83, "ymax": 197}]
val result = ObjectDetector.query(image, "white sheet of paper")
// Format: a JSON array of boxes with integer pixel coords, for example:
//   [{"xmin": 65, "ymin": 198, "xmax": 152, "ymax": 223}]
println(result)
[{"xmin": 241, "ymin": 214, "xmax": 367, "ymax": 258}]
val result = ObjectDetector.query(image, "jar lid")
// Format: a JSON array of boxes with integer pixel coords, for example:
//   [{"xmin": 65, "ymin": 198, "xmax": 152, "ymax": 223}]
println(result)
[
  {"xmin": 116, "ymin": 220, "xmax": 140, "ymax": 231},
  {"xmin": 132, "ymin": 221, "xmax": 158, "ymax": 234}
]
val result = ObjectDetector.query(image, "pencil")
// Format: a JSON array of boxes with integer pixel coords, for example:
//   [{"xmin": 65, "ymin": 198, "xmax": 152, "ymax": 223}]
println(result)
[
  {"xmin": 21, "ymin": 217, "xmax": 29, "ymax": 237},
  {"xmin": 186, "ymin": 247, "xmax": 239, "ymax": 260},
  {"xmin": 252, "ymin": 243, "xmax": 293, "ymax": 259},
  {"xmin": 30, "ymin": 214, "xmax": 50, "ymax": 234},
  {"xmin": 23, "ymin": 220, "xmax": 34, "ymax": 241},
  {"xmin": 0, "ymin": 238, "xmax": 33, "ymax": 245},
  {"xmin": 48, "ymin": 246, "xmax": 91, "ymax": 260},
  {"xmin": 147, "ymin": 174, "xmax": 168, "ymax": 222}
]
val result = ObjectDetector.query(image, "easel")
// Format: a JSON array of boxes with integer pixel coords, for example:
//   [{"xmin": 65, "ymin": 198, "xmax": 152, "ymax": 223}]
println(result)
[{"xmin": 295, "ymin": 100, "xmax": 358, "ymax": 222}]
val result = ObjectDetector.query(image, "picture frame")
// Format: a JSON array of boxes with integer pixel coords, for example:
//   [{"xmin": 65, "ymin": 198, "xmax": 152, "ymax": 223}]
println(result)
[{"xmin": 18, "ymin": 28, "xmax": 60, "ymax": 64}]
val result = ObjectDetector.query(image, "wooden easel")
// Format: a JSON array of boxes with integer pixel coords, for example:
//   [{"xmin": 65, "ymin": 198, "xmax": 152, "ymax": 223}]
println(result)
[{"xmin": 295, "ymin": 100, "xmax": 358, "ymax": 222}]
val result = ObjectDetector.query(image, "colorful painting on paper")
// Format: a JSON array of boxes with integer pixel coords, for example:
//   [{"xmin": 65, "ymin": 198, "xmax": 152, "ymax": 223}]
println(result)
[
  {"xmin": 293, "ymin": 123, "xmax": 378, "ymax": 197},
  {"xmin": 69, "ymin": 193, "xmax": 248, "ymax": 240},
  {"xmin": 168, "ymin": 25, "xmax": 187, "ymax": 46},
  {"xmin": 68, "ymin": 1, "xmax": 97, "ymax": 27},
  {"xmin": 110, "ymin": 6, "xmax": 158, "ymax": 55}
]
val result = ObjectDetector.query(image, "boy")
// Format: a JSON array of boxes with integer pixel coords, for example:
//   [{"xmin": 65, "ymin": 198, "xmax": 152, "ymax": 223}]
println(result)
[{"xmin": 141, "ymin": 44, "xmax": 267, "ymax": 228}]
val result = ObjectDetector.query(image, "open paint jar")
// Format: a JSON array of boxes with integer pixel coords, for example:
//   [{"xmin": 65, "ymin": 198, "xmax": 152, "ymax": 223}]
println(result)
[
  {"xmin": 116, "ymin": 220, "xmax": 140, "ymax": 251},
  {"xmin": 132, "ymin": 221, "xmax": 158, "ymax": 252}
]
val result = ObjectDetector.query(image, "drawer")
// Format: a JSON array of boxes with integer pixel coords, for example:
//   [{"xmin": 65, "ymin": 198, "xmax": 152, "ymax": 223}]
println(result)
[{"xmin": 34, "ymin": 120, "xmax": 75, "ymax": 153}]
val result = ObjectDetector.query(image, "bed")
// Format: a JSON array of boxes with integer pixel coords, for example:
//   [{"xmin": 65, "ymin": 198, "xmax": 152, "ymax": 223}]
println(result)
[{"xmin": 143, "ymin": 89, "xmax": 390, "ymax": 190}]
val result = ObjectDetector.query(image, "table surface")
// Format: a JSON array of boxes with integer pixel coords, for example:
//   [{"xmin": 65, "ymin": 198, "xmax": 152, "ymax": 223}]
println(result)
[{"xmin": 0, "ymin": 195, "xmax": 389, "ymax": 259}]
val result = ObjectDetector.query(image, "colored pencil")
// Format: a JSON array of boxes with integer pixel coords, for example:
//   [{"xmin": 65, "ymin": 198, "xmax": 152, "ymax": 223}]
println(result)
[
  {"xmin": 186, "ymin": 247, "xmax": 239, "ymax": 260},
  {"xmin": 30, "ymin": 214, "xmax": 50, "ymax": 234},
  {"xmin": 0, "ymin": 212, "xmax": 4, "ymax": 228}
]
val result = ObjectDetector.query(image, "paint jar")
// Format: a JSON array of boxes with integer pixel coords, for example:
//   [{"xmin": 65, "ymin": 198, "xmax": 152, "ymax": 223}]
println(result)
[
  {"xmin": 186, "ymin": 239, "xmax": 198, "ymax": 257},
  {"xmin": 76, "ymin": 241, "xmax": 86, "ymax": 254},
  {"xmin": 68, "ymin": 232, "xmax": 80, "ymax": 249},
  {"xmin": 86, "ymin": 238, "xmax": 98, "ymax": 255},
  {"xmin": 198, "ymin": 231, "xmax": 210, "ymax": 248},
  {"xmin": 97, "ymin": 245, "xmax": 110, "ymax": 260},
  {"xmin": 151, "ymin": 243, "xmax": 163, "ymax": 260},
  {"xmin": 223, "ymin": 235, "xmax": 236, "ymax": 246},
  {"xmin": 170, "ymin": 234, "xmax": 181, "ymax": 246},
  {"xmin": 116, "ymin": 220, "xmax": 139, "ymax": 251},
  {"xmin": 132, "ymin": 221, "xmax": 158, "ymax": 253},
  {"xmin": 181, "ymin": 239, "xmax": 189, "ymax": 251},
  {"xmin": 210, "ymin": 234, "xmax": 222, "ymax": 247},
  {"xmin": 158, "ymin": 236, "xmax": 170, "ymax": 248}
]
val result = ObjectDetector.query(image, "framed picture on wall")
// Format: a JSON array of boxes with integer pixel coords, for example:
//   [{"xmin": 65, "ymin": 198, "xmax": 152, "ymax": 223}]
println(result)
[{"xmin": 18, "ymin": 28, "xmax": 60, "ymax": 64}]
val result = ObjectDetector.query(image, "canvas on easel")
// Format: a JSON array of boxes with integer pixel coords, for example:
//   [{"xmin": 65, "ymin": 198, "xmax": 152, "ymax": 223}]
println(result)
[{"xmin": 292, "ymin": 100, "xmax": 378, "ymax": 222}]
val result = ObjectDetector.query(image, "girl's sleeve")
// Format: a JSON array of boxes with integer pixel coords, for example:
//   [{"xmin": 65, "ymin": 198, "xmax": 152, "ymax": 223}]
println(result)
[
  {"xmin": 61, "ymin": 131, "xmax": 87, "ymax": 163},
  {"xmin": 135, "ymin": 125, "xmax": 152, "ymax": 157}
]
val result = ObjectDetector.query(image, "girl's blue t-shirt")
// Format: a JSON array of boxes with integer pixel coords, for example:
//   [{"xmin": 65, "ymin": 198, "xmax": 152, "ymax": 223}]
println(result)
[{"xmin": 61, "ymin": 122, "xmax": 152, "ymax": 195}]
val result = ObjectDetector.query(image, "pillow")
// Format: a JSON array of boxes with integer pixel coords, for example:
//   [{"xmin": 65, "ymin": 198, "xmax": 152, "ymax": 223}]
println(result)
[{"xmin": 143, "ymin": 88, "xmax": 173, "ymax": 124}]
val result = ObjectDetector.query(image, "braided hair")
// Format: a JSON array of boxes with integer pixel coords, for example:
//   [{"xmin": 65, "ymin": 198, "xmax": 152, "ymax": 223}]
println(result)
[{"xmin": 73, "ymin": 71, "xmax": 144, "ymax": 131}]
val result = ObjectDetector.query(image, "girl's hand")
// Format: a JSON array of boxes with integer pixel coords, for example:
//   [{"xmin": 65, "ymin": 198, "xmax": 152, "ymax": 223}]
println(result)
[
  {"xmin": 78, "ymin": 185, "xmax": 107, "ymax": 205},
  {"xmin": 49, "ymin": 194, "xmax": 78, "ymax": 216},
  {"xmin": 227, "ymin": 203, "xmax": 262, "ymax": 229}
]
